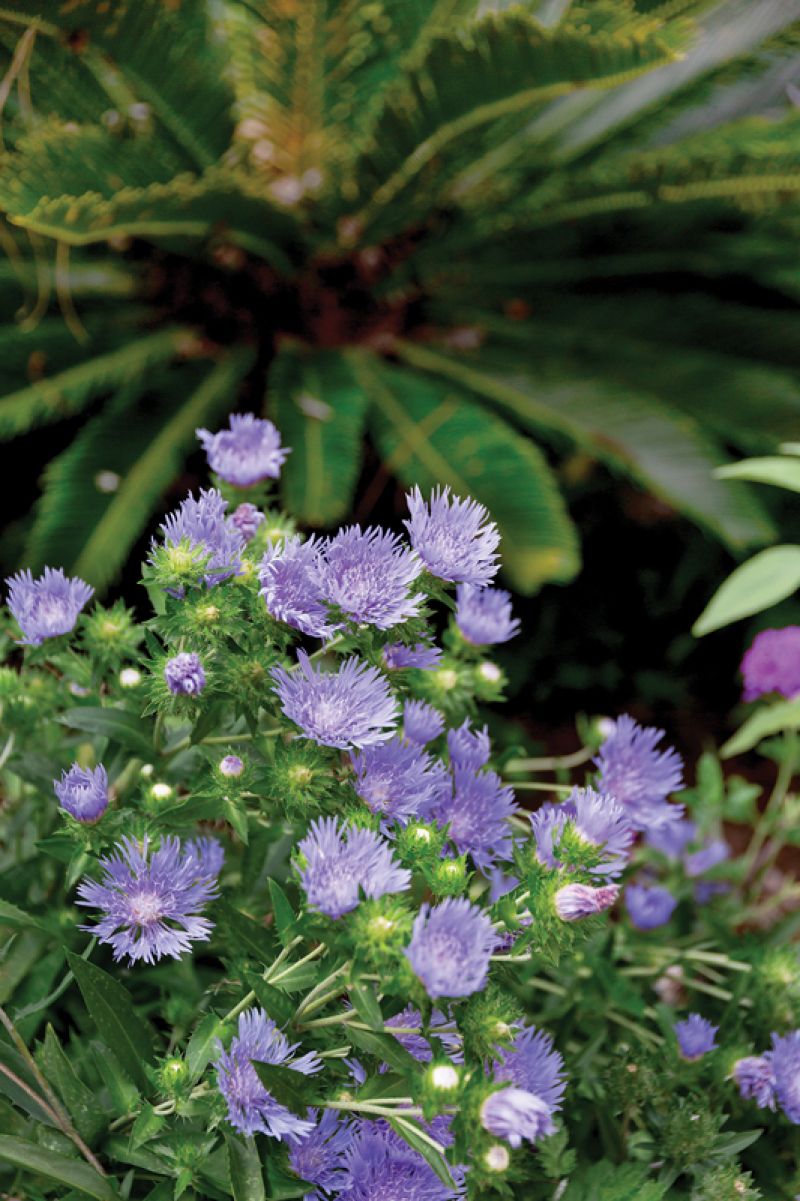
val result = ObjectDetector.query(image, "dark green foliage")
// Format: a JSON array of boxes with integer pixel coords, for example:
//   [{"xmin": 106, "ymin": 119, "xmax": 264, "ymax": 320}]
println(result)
[{"xmin": 0, "ymin": 1, "xmax": 797, "ymax": 591}]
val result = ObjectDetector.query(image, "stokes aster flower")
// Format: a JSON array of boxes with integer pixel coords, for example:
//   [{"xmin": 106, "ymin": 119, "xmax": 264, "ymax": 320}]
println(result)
[
  {"xmin": 674, "ymin": 1014, "xmax": 718, "ymax": 1060},
  {"xmin": 339, "ymin": 1119, "xmax": 460, "ymax": 1201},
  {"xmin": 76, "ymin": 835, "xmax": 222, "ymax": 963},
  {"xmin": 229, "ymin": 501, "xmax": 264, "ymax": 542},
  {"xmin": 154, "ymin": 488, "xmax": 243, "ymax": 586},
  {"xmin": 383, "ymin": 642, "xmax": 443, "ymax": 670},
  {"xmin": 404, "ymin": 485, "xmax": 500, "ymax": 586},
  {"xmin": 595, "ymin": 714, "xmax": 684, "ymax": 832},
  {"xmin": 625, "ymin": 883, "xmax": 677, "ymax": 930},
  {"xmin": 383, "ymin": 1005, "xmax": 462, "ymax": 1065},
  {"xmin": 734, "ymin": 1055, "xmax": 776, "ymax": 1110},
  {"xmin": 455, "ymin": 583, "xmax": 519, "ymax": 646},
  {"xmin": 741, "ymin": 627, "xmax": 800, "ymax": 701},
  {"xmin": 405, "ymin": 897, "xmax": 497, "ymax": 998},
  {"xmin": 555, "ymin": 882, "xmax": 619, "ymax": 921},
  {"xmin": 260, "ymin": 536, "xmax": 331, "ymax": 638},
  {"xmin": 6, "ymin": 567, "xmax": 93, "ymax": 645},
  {"xmin": 771, "ymin": 1031, "xmax": 800, "ymax": 1123},
  {"xmin": 54, "ymin": 763, "xmax": 108, "ymax": 823},
  {"xmin": 197, "ymin": 413, "xmax": 290, "ymax": 486},
  {"xmin": 215, "ymin": 1007, "xmax": 321, "ymax": 1140},
  {"xmin": 403, "ymin": 699, "xmax": 445, "ymax": 747},
  {"xmin": 350, "ymin": 737, "xmax": 448, "ymax": 825},
  {"xmin": 431, "ymin": 766, "xmax": 516, "ymax": 870},
  {"xmin": 272, "ymin": 651, "xmax": 398, "ymax": 749},
  {"xmin": 447, "ymin": 719, "xmax": 491, "ymax": 770},
  {"xmin": 296, "ymin": 816, "xmax": 410, "ymax": 918},
  {"xmin": 164, "ymin": 652, "xmax": 206, "ymax": 695},
  {"xmin": 530, "ymin": 787, "xmax": 633, "ymax": 880},
  {"xmin": 493, "ymin": 1024, "xmax": 566, "ymax": 1116},
  {"xmin": 480, "ymin": 1087, "xmax": 553, "ymax": 1148},
  {"xmin": 317, "ymin": 525, "xmax": 422, "ymax": 629},
  {"xmin": 288, "ymin": 1108, "xmax": 351, "ymax": 1200}
]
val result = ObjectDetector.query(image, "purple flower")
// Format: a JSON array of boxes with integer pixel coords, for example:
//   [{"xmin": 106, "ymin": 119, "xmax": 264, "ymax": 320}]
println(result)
[
  {"xmin": 455, "ymin": 584, "xmax": 519, "ymax": 646},
  {"xmin": 674, "ymin": 1014, "xmax": 718, "ymax": 1060},
  {"xmin": 625, "ymin": 883, "xmax": 677, "ymax": 930},
  {"xmin": 403, "ymin": 700, "xmax": 445, "ymax": 747},
  {"xmin": 215, "ymin": 1008, "xmax": 321, "ymax": 1140},
  {"xmin": 76, "ymin": 835, "xmax": 221, "ymax": 964},
  {"xmin": 646, "ymin": 818, "xmax": 697, "ymax": 859},
  {"xmin": 260, "ymin": 537, "xmax": 331, "ymax": 639},
  {"xmin": 6, "ymin": 568, "xmax": 93, "ymax": 646},
  {"xmin": 383, "ymin": 642, "xmax": 443, "ymax": 671},
  {"xmin": 480, "ymin": 1088, "xmax": 553, "ymax": 1148},
  {"xmin": 296, "ymin": 817, "xmax": 410, "ymax": 918},
  {"xmin": 772, "ymin": 1031, "xmax": 800, "ymax": 1123},
  {"xmin": 734, "ymin": 1055, "xmax": 776, "ymax": 1110},
  {"xmin": 230, "ymin": 502, "xmax": 264, "ymax": 542},
  {"xmin": 183, "ymin": 836, "xmax": 226, "ymax": 882},
  {"xmin": 530, "ymin": 788, "xmax": 633, "ymax": 880},
  {"xmin": 555, "ymin": 882, "xmax": 619, "ymax": 921},
  {"xmin": 431, "ymin": 766, "xmax": 516, "ymax": 870},
  {"xmin": 288, "ymin": 1108, "xmax": 351, "ymax": 1200},
  {"xmin": 595, "ymin": 715, "xmax": 684, "ymax": 833},
  {"xmin": 684, "ymin": 838, "xmax": 729, "ymax": 879},
  {"xmin": 272, "ymin": 651, "xmax": 398, "ymax": 750},
  {"xmin": 350, "ymin": 738, "xmax": 448, "ymax": 826},
  {"xmin": 220, "ymin": 755, "xmax": 244, "ymax": 778},
  {"xmin": 318, "ymin": 526, "xmax": 422, "ymax": 630},
  {"xmin": 54, "ymin": 763, "xmax": 108, "ymax": 823},
  {"xmin": 164, "ymin": 652, "xmax": 206, "ymax": 696},
  {"xmin": 493, "ymin": 1025, "xmax": 566, "ymax": 1116},
  {"xmin": 154, "ymin": 488, "xmax": 243, "ymax": 586},
  {"xmin": 741, "ymin": 627, "xmax": 800, "ymax": 701},
  {"xmin": 404, "ymin": 486, "xmax": 500, "ymax": 586},
  {"xmin": 405, "ymin": 898, "xmax": 497, "ymax": 999},
  {"xmin": 197, "ymin": 414, "xmax": 290, "ymax": 486},
  {"xmin": 488, "ymin": 867, "xmax": 519, "ymax": 903},
  {"xmin": 447, "ymin": 719, "xmax": 491, "ymax": 770},
  {"xmin": 339, "ymin": 1119, "xmax": 460, "ymax": 1201}
]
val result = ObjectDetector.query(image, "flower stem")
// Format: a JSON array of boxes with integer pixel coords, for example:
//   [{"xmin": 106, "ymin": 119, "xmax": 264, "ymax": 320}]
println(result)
[{"xmin": 505, "ymin": 746, "xmax": 593, "ymax": 773}]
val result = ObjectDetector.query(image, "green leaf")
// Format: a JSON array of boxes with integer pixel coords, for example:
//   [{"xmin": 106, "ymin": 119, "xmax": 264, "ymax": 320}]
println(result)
[
  {"xmin": 65, "ymin": 952, "xmax": 155, "ymax": 1093},
  {"xmin": 216, "ymin": 900, "xmax": 276, "ymax": 964},
  {"xmin": 59, "ymin": 706, "xmax": 154, "ymax": 758},
  {"xmin": 185, "ymin": 1013, "xmax": 225, "ymax": 1080},
  {"xmin": 270, "ymin": 345, "xmax": 369, "ymax": 527},
  {"xmin": 347, "ymin": 1024, "xmax": 420, "ymax": 1077},
  {"xmin": 716, "ymin": 456, "xmax": 800, "ymax": 494},
  {"xmin": 245, "ymin": 972, "xmax": 295, "ymax": 1028},
  {"xmin": 0, "ymin": 329, "xmax": 188, "ymax": 439},
  {"xmin": 41, "ymin": 1025, "xmax": 106, "ymax": 1144},
  {"xmin": 265, "ymin": 1159, "xmax": 318, "ymax": 1200},
  {"xmin": 352, "ymin": 8, "xmax": 689, "ymax": 236},
  {"xmin": 693, "ymin": 546, "xmax": 800, "ymax": 636},
  {"xmin": 251, "ymin": 1062, "xmax": 316, "ymax": 1116},
  {"xmin": 130, "ymin": 1103, "xmax": 166, "ymax": 1149},
  {"xmin": 396, "ymin": 333, "xmax": 775, "ymax": 553},
  {"xmin": 0, "ymin": 899, "xmax": 49, "ymax": 933},
  {"xmin": 0, "ymin": 1135, "xmax": 118, "ymax": 1200},
  {"xmin": 348, "ymin": 983, "xmax": 383, "ymax": 1031},
  {"xmin": 385, "ymin": 1114, "xmax": 456, "ymax": 1190},
  {"xmin": 268, "ymin": 880, "xmax": 296, "ymax": 946},
  {"xmin": 225, "ymin": 1132, "xmax": 266, "ymax": 1201},
  {"xmin": 358, "ymin": 352, "xmax": 580, "ymax": 593},
  {"xmin": 721, "ymin": 700, "xmax": 800, "ymax": 759},
  {"xmin": 69, "ymin": 350, "xmax": 255, "ymax": 591}
]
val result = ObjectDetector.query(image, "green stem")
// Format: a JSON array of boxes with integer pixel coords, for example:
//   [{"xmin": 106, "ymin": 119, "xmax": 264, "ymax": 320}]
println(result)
[
  {"xmin": 220, "ymin": 936, "xmax": 305, "ymax": 1024},
  {"xmin": 325, "ymin": 1101, "xmax": 426, "ymax": 1120},
  {"xmin": 505, "ymin": 746, "xmax": 593, "ymax": 773},
  {"xmin": 506, "ymin": 781, "xmax": 573, "ymax": 793},
  {"xmin": 295, "ymin": 962, "xmax": 351, "ymax": 1019},
  {"xmin": 270, "ymin": 943, "xmax": 325, "ymax": 983},
  {"xmin": 0, "ymin": 1007, "xmax": 107, "ymax": 1176},
  {"xmin": 742, "ymin": 732, "xmax": 798, "ymax": 886}
]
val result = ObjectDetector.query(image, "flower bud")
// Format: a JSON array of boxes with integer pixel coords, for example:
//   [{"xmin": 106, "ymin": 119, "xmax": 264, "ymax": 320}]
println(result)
[
  {"xmin": 120, "ymin": 667, "xmax": 142, "ymax": 688},
  {"xmin": 219, "ymin": 755, "xmax": 245, "ymax": 778}
]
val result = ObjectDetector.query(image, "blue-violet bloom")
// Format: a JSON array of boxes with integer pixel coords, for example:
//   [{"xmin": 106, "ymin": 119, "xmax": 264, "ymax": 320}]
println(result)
[
  {"xmin": 403, "ymin": 699, "xmax": 445, "ymax": 747},
  {"xmin": 272, "ymin": 650, "xmax": 398, "ymax": 749},
  {"xmin": 404, "ymin": 486, "xmax": 500, "ymax": 586},
  {"xmin": 296, "ymin": 817, "xmax": 410, "ymax": 918},
  {"xmin": 674, "ymin": 1014, "xmax": 718, "ymax": 1060},
  {"xmin": 455, "ymin": 583, "xmax": 519, "ymax": 646},
  {"xmin": 6, "ymin": 568, "xmax": 93, "ymax": 645},
  {"xmin": 164, "ymin": 652, "xmax": 206, "ymax": 696},
  {"xmin": 54, "ymin": 763, "xmax": 108, "ymax": 823},
  {"xmin": 625, "ymin": 883, "xmax": 677, "ymax": 930},
  {"xmin": 197, "ymin": 414, "xmax": 290, "ymax": 486},
  {"xmin": 405, "ymin": 898, "xmax": 497, "ymax": 999},
  {"xmin": 595, "ymin": 714, "xmax": 684, "ymax": 833}
]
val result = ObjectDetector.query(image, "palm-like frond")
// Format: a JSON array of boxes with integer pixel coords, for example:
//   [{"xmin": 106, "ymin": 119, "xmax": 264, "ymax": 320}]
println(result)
[{"xmin": 0, "ymin": 0, "xmax": 796, "ymax": 593}]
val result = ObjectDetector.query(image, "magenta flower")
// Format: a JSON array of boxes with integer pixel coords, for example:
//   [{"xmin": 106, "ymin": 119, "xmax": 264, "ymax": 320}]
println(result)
[{"xmin": 741, "ymin": 627, "xmax": 800, "ymax": 701}]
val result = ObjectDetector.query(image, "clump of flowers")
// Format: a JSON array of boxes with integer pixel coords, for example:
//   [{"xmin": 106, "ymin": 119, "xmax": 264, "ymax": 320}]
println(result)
[{"xmin": 2, "ymin": 413, "xmax": 799, "ymax": 1199}]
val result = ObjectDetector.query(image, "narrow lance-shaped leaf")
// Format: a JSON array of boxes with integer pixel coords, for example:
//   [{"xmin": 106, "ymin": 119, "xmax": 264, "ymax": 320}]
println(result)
[
  {"xmin": 0, "ymin": 1135, "xmax": 118, "ymax": 1201},
  {"xmin": 715, "ymin": 457, "xmax": 800, "ymax": 495},
  {"xmin": 66, "ymin": 952, "xmax": 155, "ymax": 1093},
  {"xmin": 693, "ymin": 547, "xmax": 800, "ymax": 636}
]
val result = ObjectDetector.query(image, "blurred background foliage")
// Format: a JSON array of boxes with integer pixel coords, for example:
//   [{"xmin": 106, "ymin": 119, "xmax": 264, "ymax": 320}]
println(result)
[{"xmin": 0, "ymin": 0, "xmax": 799, "ymax": 721}]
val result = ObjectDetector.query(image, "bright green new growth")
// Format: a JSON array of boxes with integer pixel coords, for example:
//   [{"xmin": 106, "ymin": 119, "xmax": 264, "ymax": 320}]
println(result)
[{"xmin": 0, "ymin": 0, "xmax": 799, "ymax": 592}]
